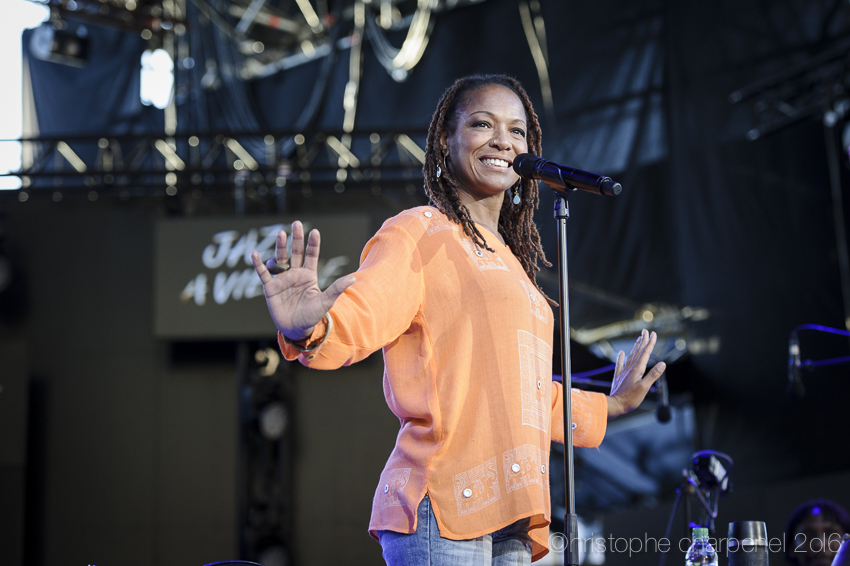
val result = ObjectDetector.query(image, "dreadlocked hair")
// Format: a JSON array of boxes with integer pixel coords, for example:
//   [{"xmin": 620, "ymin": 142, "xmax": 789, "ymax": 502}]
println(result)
[{"xmin": 423, "ymin": 74, "xmax": 552, "ymax": 299}]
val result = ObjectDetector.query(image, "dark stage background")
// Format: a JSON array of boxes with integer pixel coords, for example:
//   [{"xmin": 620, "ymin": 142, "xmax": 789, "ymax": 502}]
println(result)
[{"xmin": 2, "ymin": 0, "xmax": 850, "ymax": 565}]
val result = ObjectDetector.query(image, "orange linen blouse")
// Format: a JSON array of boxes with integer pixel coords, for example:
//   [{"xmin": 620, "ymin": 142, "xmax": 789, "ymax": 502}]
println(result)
[{"xmin": 279, "ymin": 207, "xmax": 608, "ymax": 562}]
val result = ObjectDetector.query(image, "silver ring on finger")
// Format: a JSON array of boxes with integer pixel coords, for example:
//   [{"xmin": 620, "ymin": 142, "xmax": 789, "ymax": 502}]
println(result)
[{"xmin": 266, "ymin": 258, "xmax": 291, "ymax": 274}]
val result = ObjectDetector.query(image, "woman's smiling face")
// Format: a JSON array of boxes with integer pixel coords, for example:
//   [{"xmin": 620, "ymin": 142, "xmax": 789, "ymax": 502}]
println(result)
[{"xmin": 442, "ymin": 84, "xmax": 529, "ymax": 202}]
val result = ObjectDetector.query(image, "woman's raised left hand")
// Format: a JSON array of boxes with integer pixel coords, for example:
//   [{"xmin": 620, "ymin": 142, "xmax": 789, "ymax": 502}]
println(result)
[
  {"xmin": 250, "ymin": 221, "xmax": 355, "ymax": 343},
  {"xmin": 607, "ymin": 329, "xmax": 667, "ymax": 418}
]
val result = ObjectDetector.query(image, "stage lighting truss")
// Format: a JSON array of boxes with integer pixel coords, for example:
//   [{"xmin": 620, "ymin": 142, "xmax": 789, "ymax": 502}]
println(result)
[
  {"xmin": 3, "ymin": 128, "xmax": 429, "ymax": 199},
  {"xmin": 230, "ymin": 0, "xmax": 490, "ymax": 82},
  {"xmin": 23, "ymin": 0, "xmax": 487, "ymax": 79},
  {"xmin": 10, "ymin": 0, "xmax": 505, "ymax": 201},
  {"xmin": 728, "ymin": 36, "xmax": 850, "ymax": 140},
  {"xmin": 27, "ymin": 0, "xmax": 186, "ymax": 44},
  {"xmin": 364, "ymin": 0, "xmax": 437, "ymax": 82}
]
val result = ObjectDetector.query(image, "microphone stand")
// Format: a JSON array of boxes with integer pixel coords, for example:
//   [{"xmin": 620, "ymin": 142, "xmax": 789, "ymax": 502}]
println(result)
[
  {"xmin": 520, "ymin": 156, "xmax": 619, "ymax": 564},
  {"xmin": 789, "ymin": 324, "xmax": 850, "ymax": 397},
  {"xmin": 554, "ymin": 193, "xmax": 579, "ymax": 566}
]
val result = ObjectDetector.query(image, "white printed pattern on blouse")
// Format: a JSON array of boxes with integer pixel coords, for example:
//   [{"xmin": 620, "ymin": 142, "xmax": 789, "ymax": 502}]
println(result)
[
  {"xmin": 503, "ymin": 444, "xmax": 550, "ymax": 493},
  {"xmin": 458, "ymin": 238, "xmax": 510, "ymax": 272},
  {"xmin": 453, "ymin": 457, "xmax": 502, "ymax": 517},
  {"xmin": 519, "ymin": 279, "xmax": 548, "ymax": 322},
  {"xmin": 518, "ymin": 330, "xmax": 552, "ymax": 432},
  {"xmin": 419, "ymin": 211, "xmax": 457, "ymax": 235},
  {"xmin": 381, "ymin": 468, "xmax": 412, "ymax": 509}
]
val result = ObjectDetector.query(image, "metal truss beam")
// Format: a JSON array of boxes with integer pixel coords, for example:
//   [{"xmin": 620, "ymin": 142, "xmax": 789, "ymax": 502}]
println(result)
[
  {"xmin": 2, "ymin": 129, "xmax": 429, "ymax": 198},
  {"xmin": 728, "ymin": 36, "xmax": 850, "ymax": 139}
]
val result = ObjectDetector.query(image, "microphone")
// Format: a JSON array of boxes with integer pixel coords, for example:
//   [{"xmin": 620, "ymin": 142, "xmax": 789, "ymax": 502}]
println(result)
[
  {"xmin": 656, "ymin": 374, "xmax": 671, "ymax": 423},
  {"xmin": 787, "ymin": 333, "xmax": 805, "ymax": 399},
  {"xmin": 513, "ymin": 153, "xmax": 623, "ymax": 196}
]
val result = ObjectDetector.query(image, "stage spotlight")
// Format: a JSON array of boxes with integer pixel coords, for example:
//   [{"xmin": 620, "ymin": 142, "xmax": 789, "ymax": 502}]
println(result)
[
  {"xmin": 254, "ymin": 348, "xmax": 280, "ymax": 376},
  {"xmin": 140, "ymin": 48, "xmax": 174, "ymax": 109},
  {"xmin": 256, "ymin": 540, "xmax": 289, "ymax": 566},
  {"xmin": 30, "ymin": 22, "xmax": 90, "ymax": 67},
  {"xmin": 258, "ymin": 401, "xmax": 288, "ymax": 441}
]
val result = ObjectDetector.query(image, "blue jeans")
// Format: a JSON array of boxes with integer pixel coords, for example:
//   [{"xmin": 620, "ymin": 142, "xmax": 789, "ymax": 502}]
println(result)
[{"xmin": 378, "ymin": 495, "xmax": 533, "ymax": 566}]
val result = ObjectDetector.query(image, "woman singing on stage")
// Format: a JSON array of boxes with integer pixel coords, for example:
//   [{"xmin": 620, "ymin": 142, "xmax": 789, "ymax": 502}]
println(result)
[{"xmin": 251, "ymin": 74, "xmax": 666, "ymax": 565}]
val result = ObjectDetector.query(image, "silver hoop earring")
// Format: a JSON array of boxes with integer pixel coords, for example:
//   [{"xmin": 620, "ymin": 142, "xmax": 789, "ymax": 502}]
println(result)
[{"xmin": 436, "ymin": 164, "xmax": 442, "ymax": 178}]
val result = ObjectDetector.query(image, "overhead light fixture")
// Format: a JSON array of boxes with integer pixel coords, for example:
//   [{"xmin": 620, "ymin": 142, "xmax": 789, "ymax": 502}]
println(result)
[
  {"xmin": 140, "ymin": 49, "xmax": 174, "ymax": 109},
  {"xmin": 258, "ymin": 401, "xmax": 288, "ymax": 441},
  {"xmin": 254, "ymin": 539, "xmax": 289, "ymax": 566},
  {"xmin": 29, "ymin": 22, "xmax": 90, "ymax": 67},
  {"xmin": 294, "ymin": 0, "xmax": 322, "ymax": 32}
]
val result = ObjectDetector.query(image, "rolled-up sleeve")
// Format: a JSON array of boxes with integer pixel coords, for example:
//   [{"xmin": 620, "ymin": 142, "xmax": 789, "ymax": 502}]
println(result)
[
  {"xmin": 278, "ymin": 220, "xmax": 424, "ymax": 369},
  {"xmin": 550, "ymin": 381, "xmax": 608, "ymax": 448}
]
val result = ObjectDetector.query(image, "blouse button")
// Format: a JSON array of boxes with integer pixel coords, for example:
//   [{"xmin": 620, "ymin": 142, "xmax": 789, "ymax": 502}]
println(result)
[
  {"xmin": 306, "ymin": 354, "xmax": 315, "ymax": 360},
  {"xmin": 541, "ymin": 465, "xmax": 546, "ymax": 474},
  {"xmin": 384, "ymin": 484, "xmax": 389, "ymax": 493},
  {"xmin": 424, "ymin": 211, "xmax": 433, "ymax": 218},
  {"xmin": 571, "ymin": 423, "xmax": 577, "ymax": 430},
  {"xmin": 462, "ymin": 488, "xmax": 472, "ymax": 498},
  {"xmin": 530, "ymin": 294, "xmax": 536, "ymax": 301},
  {"xmin": 511, "ymin": 463, "xmax": 521, "ymax": 473},
  {"xmin": 475, "ymin": 250, "xmax": 483, "ymax": 257},
  {"xmin": 537, "ymin": 380, "xmax": 542, "ymax": 390}
]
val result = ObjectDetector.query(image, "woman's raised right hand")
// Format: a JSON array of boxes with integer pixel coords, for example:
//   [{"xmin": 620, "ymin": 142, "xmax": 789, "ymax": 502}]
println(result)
[{"xmin": 251, "ymin": 220, "xmax": 356, "ymax": 342}]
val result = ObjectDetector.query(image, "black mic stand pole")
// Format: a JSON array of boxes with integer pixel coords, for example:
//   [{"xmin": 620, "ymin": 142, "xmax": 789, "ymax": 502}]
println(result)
[{"xmin": 554, "ymin": 192, "xmax": 579, "ymax": 566}]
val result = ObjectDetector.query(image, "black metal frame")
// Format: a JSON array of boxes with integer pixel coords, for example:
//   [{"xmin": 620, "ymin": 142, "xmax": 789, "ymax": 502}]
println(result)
[{"xmin": 1, "ymin": 128, "xmax": 429, "ymax": 197}]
